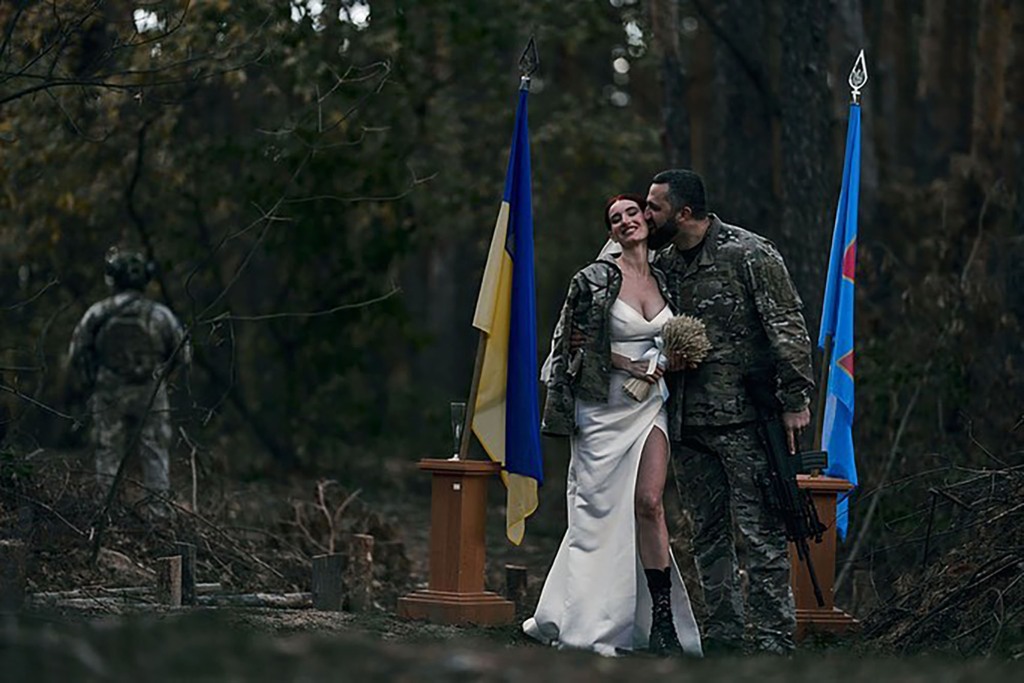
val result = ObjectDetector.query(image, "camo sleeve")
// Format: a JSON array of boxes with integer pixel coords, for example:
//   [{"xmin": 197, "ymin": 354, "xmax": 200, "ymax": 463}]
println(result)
[
  {"xmin": 746, "ymin": 242, "xmax": 814, "ymax": 412},
  {"xmin": 541, "ymin": 273, "xmax": 590, "ymax": 436}
]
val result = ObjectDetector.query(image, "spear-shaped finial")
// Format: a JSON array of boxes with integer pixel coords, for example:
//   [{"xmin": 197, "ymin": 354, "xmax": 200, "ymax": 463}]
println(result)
[
  {"xmin": 519, "ymin": 36, "xmax": 539, "ymax": 91},
  {"xmin": 849, "ymin": 49, "xmax": 868, "ymax": 104}
]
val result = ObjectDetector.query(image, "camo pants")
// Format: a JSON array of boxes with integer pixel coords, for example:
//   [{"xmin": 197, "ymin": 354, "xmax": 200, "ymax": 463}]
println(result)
[
  {"xmin": 90, "ymin": 385, "xmax": 172, "ymax": 513},
  {"xmin": 674, "ymin": 422, "xmax": 795, "ymax": 654}
]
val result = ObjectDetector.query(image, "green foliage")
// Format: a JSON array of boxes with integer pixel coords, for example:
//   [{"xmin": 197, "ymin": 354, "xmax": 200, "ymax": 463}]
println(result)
[
  {"xmin": 0, "ymin": 0, "xmax": 665, "ymax": 468},
  {"xmin": 0, "ymin": 445, "xmax": 32, "ymax": 483}
]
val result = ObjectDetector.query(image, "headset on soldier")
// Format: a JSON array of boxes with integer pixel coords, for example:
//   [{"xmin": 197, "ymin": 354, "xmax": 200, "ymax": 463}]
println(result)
[{"xmin": 104, "ymin": 247, "xmax": 156, "ymax": 292}]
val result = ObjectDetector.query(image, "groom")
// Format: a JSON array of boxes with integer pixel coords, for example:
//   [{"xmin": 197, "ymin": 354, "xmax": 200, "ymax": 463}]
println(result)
[{"xmin": 646, "ymin": 169, "xmax": 815, "ymax": 655}]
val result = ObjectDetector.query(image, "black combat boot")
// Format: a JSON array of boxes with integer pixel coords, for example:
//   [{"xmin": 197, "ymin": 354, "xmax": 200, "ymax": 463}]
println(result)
[{"xmin": 645, "ymin": 567, "xmax": 685, "ymax": 656}]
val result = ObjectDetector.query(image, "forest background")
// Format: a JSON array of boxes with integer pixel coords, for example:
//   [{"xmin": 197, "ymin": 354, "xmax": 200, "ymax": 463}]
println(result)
[{"xmin": 1, "ymin": 0, "xmax": 1023, "ymax": 619}]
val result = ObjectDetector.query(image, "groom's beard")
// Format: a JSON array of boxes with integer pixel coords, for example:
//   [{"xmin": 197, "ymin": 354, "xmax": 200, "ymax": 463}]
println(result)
[{"xmin": 646, "ymin": 217, "xmax": 679, "ymax": 251}]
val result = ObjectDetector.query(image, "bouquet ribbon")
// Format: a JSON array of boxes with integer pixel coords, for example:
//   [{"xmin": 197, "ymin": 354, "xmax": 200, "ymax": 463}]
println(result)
[{"xmin": 637, "ymin": 336, "xmax": 669, "ymax": 402}]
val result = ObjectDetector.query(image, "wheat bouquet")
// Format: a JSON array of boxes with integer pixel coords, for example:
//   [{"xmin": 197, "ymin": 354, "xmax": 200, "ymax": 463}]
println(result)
[{"xmin": 622, "ymin": 314, "xmax": 712, "ymax": 402}]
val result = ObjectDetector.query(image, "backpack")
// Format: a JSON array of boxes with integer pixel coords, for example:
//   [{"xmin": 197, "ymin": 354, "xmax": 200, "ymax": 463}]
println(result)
[{"xmin": 94, "ymin": 299, "xmax": 163, "ymax": 383}]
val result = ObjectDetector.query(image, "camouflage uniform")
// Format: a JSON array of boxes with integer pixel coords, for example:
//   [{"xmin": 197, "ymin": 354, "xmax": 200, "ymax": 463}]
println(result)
[
  {"xmin": 655, "ymin": 215, "xmax": 814, "ymax": 654},
  {"xmin": 68, "ymin": 291, "xmax": 189, "ymax": 509},
  {"xmin": 541, "ymin": 254, "xmax": 676, "ymax": 436}
]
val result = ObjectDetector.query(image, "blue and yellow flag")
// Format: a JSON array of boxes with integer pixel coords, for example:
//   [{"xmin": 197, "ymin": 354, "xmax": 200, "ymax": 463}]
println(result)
[
  {"xmin": 471, "ymin": 84, "xmax": 543, "ymax": 546},
  {"xmin": 819, "ymin": 103, "xmax": 861, "ymax": 540}
]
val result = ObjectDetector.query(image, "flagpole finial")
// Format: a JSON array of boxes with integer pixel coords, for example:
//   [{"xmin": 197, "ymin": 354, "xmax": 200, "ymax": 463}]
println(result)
[
  {"xmin": 849, "ymin": 49, "xmax": 868, "ymax": 104},
  {"xmin": 519, "ymin": 36, "xmax": 539, "ymax": 91}
]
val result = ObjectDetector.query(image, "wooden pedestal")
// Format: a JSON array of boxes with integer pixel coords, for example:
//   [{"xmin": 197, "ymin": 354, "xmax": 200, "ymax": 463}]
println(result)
[
  {"xmin": 789, "ymin": 475, "xmax": 859, "ymax": 641},
  {"xmin": 398, "ymin": 459, "xmax": 515, "ymax": 625}
]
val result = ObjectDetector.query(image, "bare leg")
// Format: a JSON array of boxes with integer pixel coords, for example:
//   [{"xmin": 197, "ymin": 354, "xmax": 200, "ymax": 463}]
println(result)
[
  {"xmin": 635, "ymin": 426, "xmax": 671, "ymax": 568},
  {"xmin": 637, "ymin": 426, "xmax": 684, "ymax": 655}
]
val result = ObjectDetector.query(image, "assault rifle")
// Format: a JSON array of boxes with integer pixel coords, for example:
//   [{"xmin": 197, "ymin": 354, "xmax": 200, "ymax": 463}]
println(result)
[{"xmin": 745, "ymin": 377, "xmax": 829, "ymax": 608}]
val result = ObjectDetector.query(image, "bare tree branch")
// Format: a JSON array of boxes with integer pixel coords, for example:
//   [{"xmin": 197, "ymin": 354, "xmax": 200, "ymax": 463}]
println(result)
[
  {"xmin": 836, "ymin": 376, "xmax": 925, "ymax": 592},
  {"xmin": 1, "ymin": 278, "xmax": 59, "ymax": 311},
  {"xmin": 0, "ymin": 383, "xmax": 80, "ymax": 425},
  {"xmin": 0, "ymin": 2, "xmax": 27, "ymax": 63},
  {"xmin": 0, "ymin": 1, "xmax": 272, "ymax": 108},
  {"xmin": 200, "ymin": 286, "xmax": 401, "ymax": 323}
]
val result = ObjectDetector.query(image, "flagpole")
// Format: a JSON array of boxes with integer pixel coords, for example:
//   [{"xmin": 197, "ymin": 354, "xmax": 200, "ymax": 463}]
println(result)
[
  {"xmin": 815, "ymin": 50, "xmax": 867, "ymax": 451},
  {"xmin": 458, "ymin": 38, "xmax": 539, "ymax": 460},
  {"xmin": 458, "ymin": 333, "xmax": 486, "ymax": 459},
  {"xmin": 813, "ymin": 335, "xmax": 832, "ymax": 451}
]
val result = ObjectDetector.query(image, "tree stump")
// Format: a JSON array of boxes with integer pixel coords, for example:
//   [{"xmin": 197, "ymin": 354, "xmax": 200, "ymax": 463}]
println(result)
[
  {"xmin": 311, "ymin": 553, "xmax": 346, "ymax": 611},
  {"xmin": 0, "ymin": 540, "xmax": 27, "ymax": 611},
  {"xmin": 345, "ymin": 534, "xmax": 374, "ymax": 612},
  {"xmin": 16, "ymin": 505, "xmax": 34, "ymax": 539},
  {"xmin": 173, "ymin": 542, "xmax": 197, "ymax": 605},
  {"xmin": 155, "ymin": 555, "xmax": 182, "ymax": 607},
  {"xmin": 505, "ymin": 564, "xmax": 528, "ymax": 611}
]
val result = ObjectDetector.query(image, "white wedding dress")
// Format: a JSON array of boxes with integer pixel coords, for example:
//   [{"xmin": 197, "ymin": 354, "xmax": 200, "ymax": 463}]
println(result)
[{"xmin": 524, "ymin": 299, "xmax": 703, "ymax": 657}]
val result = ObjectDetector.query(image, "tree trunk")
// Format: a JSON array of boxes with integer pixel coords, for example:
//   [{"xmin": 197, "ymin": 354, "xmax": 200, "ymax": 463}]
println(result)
[
  {"xmin": 700, "ymin": 0, "xmax": 776, "ymax": 234},
  {"xmin": 913, "ymin": 0, "xmax": 946, "ymax": 180},
  {"xmin": 395, "ymin": 4, "xmax": 469, "ymax": 427},
  {"xmin": 778, "ymin": 0, "xmax": 834, "ymax": 340},
  {"xmin": 970, "ymin": 0, "xmax": 1012, "ymax": 171},
  {"xmin": 874, "ymin": 0, "xmax": 917, "ymax": 175},
  {"xmin": 909, "ymin": 0, "xmax": 981, "ymax": 176},
  {"xmin": 687, "ymin": 3, "xmax": 714, "ymax": 172},
  {"xmin": 649, "ymin": 0, "xmax": 690, "ymax": 165},
  {"xmin": 1009, "ymin": 3, "xmax": 1024, "ymax": 190},
  {"xmin": 1006, "ymin": 2, "xmax": 1024, "ymax": 322}
]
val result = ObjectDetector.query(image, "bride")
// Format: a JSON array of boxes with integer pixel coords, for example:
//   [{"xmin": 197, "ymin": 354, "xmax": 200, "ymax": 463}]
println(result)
[{"xmin": 524, "ymin": 194, "xmax": 702, "ymax": 657}]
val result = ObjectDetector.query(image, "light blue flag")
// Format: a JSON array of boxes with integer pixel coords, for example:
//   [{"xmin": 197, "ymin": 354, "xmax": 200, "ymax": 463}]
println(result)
[{"xmin": 819, "ymin": 103, "xmax": 861, "ymax": 540}]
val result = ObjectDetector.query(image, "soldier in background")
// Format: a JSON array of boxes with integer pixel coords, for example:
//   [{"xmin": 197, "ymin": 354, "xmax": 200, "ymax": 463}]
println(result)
[
  {"xmin": 645, "ymin": 170, "xmax": 815, "ymax": 655},
  {"xmin": 67, "ymin": 247, "xmax": 190, "ymax": 516}
]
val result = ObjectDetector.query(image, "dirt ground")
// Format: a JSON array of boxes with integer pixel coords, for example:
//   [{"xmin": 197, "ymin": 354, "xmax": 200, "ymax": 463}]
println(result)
[
  {"xmin": 4, "ymin": 606, "xmax": 1024, "ymax": 681},
  {"xmin": 4, "ymin": 447, "xmax": 1024, "ymax": 679}
]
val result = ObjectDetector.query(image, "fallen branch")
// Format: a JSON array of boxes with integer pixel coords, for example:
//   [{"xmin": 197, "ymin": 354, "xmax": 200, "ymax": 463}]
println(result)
[
  {"xmin": 196, "ymin": 592, "xmax": 312, "ymax": 608},
  {"xmin": 29, "ymin": 582, "xmax": 222, "ymax": 602}
]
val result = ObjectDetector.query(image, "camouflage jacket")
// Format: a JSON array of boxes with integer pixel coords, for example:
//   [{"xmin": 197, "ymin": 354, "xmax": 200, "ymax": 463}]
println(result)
[
  {"xmin": 655, "ymin": 215, "xmax": 814, "ymax": 432},
  {"xmin": 68, "ymin": 292, "xmax": 191, "ymax": 393},
  {"xmin": 541, "ymin": 254, "xmax": 676, "ymax": 437}
]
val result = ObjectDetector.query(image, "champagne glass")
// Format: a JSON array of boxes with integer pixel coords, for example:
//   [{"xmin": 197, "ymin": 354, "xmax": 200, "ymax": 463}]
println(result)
[{"xmin": 449, "ymin": 401, "xmax": 467, "ymax": 460}]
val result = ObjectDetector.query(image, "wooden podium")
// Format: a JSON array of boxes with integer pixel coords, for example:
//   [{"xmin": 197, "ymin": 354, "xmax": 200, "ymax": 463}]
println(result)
[
  {"xmin": 789, "ymin": 475, "xmax": 859, "ymax": 641},
  {"xmin": 397, "ymin": 459, "xmax": 515, "ymax": 625}
]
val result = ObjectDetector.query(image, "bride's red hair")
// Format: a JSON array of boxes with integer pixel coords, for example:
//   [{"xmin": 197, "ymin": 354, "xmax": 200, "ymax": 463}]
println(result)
[{"xmin": 603, "ymin": 193, "xmax": 647, "ymax": 231}]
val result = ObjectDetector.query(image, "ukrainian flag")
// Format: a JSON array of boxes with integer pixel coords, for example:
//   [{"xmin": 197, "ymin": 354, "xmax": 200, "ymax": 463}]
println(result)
[
  {"xmin": 819, "ymin": 102, "xmax": 861, "ymax": 540},
  {"xmin": 471, "ymin": 82, "xmax": 544, "ymax": 546}
]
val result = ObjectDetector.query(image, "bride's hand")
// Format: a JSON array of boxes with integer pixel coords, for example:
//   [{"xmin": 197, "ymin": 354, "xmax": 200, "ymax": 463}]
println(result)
[
  {"xmin": 642, "ymin": 364, "xmax": 664, "ymax": 382},
  {"xmin": 613, "ymin": 353, "xmax": 660, "ymax": 383}
]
